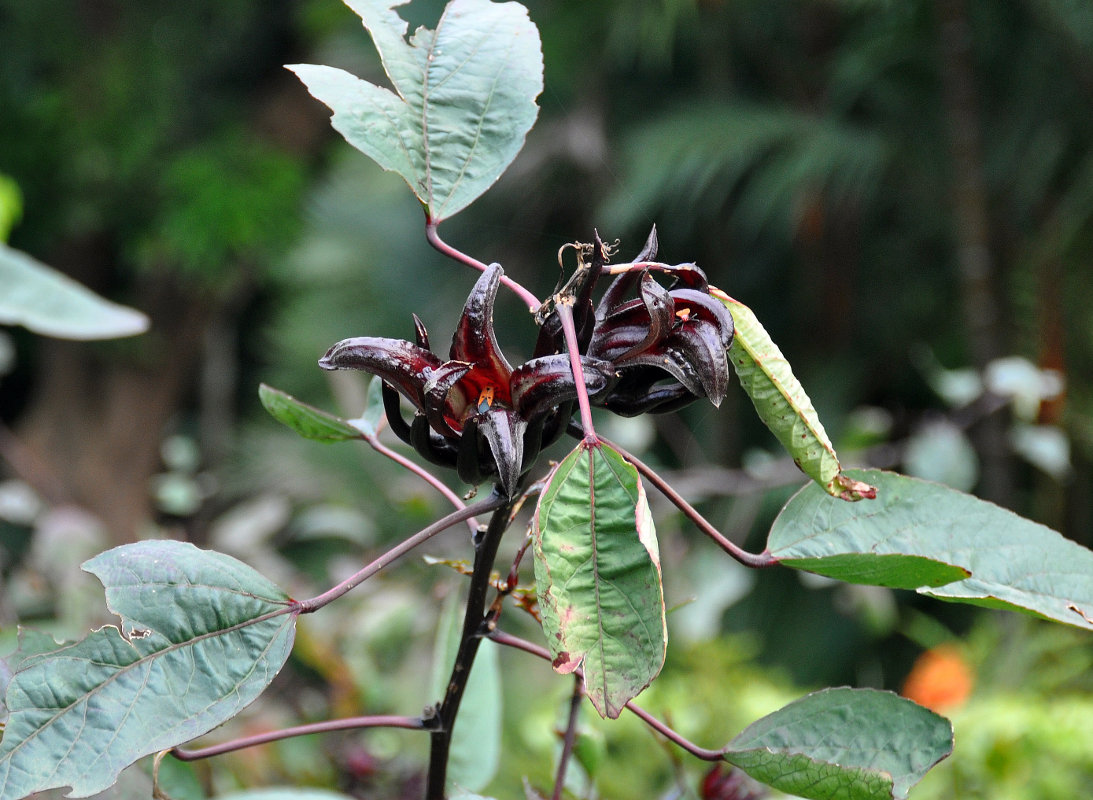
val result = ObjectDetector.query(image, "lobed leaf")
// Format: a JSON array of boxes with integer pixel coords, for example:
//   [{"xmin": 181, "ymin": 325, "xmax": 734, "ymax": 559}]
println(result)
[
  {"xmin": 712, "ymin": 289, "xmax": 874, "ymax": 501},
  {"xmin": 259, "ymin": 383, "xmax": 364, "ymax": 442},
  {"xmin": 533, "ymin": 439, "xmax": 666, "ymax": 719},
  {"xmin": 0, "ymin": 541, "xmax": 296, "ymax": 799},
  {"xmin": 769, "ymin": 469, "xmax": 1093, "ymax": 629},
  {"xmin": 289, "ymin": 0, "xmax": 543, "ymax": 222},
  {"xmin": 0, "ymin": 243, "xmax": 149, "ymax": 340},
  {"xmin": 722, "ymin": 687, "xmax": 952, "ymax": 800}
]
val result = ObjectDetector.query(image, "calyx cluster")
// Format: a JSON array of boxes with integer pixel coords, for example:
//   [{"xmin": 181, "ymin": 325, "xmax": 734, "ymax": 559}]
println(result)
[{"xmin": 319, "ymin": 230, "xmax": 734, "ymax": 495}]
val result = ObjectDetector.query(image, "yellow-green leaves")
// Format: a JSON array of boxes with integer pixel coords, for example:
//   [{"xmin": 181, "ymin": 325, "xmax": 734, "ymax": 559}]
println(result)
[
  {"xmin": 289, "ymin": 0, "xmax": 543, "ymax": 223},
  {"xmin": 533, "ymin": 440, "xmax": 665, "ymax": 719},
  {"xmin": 0, "ymin": 175, "xmax": 21, "ymax": 243},
  {"xmin": 259, "ymin": 383, "xmax": 366, "ymax": 442},
  {"xmin": 714, "ymin": 289, "xmax": 875, "ymax": 501}
]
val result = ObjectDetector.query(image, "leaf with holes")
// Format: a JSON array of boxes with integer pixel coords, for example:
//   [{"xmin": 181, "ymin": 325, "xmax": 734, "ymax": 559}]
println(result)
[
  {"xmin": 533, "ymin": 439, "xmax": 665, "ymax": 719},
  {"xmin": 0, "ymin": 541, "xmax": 296, "ymax": 799},
  {"xmin": 289, "ymin": 0, "xmax": 543, "ymax": 222},
  {"xmin": 259, "ymin": 383, "xmax": 364, "ymax": 442},
  {"xmin": 713, "ymin": 289, "xmax": 875, "ymax": 501},
  {"xmin": 769, "ymin": 469, "xmax": 1093, "ymax": 629},
  {"xmin": 723, "ymin": 687, "xmax": 952, "ymax": 800}
]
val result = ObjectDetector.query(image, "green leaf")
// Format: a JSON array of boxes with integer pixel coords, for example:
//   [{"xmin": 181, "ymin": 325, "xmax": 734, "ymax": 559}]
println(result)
[
  {"xmin": 288, "ymin": 0, "xmax": 543, "ymax": 222},
  {"xmin": 0, "ymin": 541, "xmax": 296, "ymax": 799},
  {"xmin": 430, "ymin": 591, "xmax": 501, "ymax": 792},
  {"xmin": 0, "ymin": 175, "xmax": 21, "ymax": 243},
  {"xmin": 0, "ymin": 632, "xmax": 67, "ymax": 726},
  {"xmin": 259, "ymin": 383, "xmax": 364, "ymax": 442},
  {"xmin": 773, "ymin": 553, "xmax": 969, "ymax": 590},
  {"xmin": 569, "ymin": 721, "xmax": 605, "ymax": 780},
  {"xmin": 346, "ymin": 376, "xmax": 387, "ymax": 437},
  {"xmin": 0, "ymin": 243, "xmax": 149, "ymax": 340},
  {"xmin": 722, "ymin": 688, "xmax": 952, "ymax": 800},
  {"xmin": 533, "ymin": 439, "xmax": 666, "ymax": 719},
  {"xmin": 769, "ymin": 469, "xmax": 1093, "ymax": 628},
  {"xmin": 713, "ymin": 289, "xmax": 875, "ymax": 501}
]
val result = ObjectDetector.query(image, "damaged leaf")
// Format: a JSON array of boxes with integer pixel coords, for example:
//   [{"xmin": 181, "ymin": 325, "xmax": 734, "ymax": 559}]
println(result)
[
  {"xmin": 0, "ymin": 541, "xmax": 296, "ymax": 799},
  {"xmin": 532, "ymin": 439, "xmax": 665, "ymax": 718},
  {"xmin": 713, "ymin": 289, "xmax": 875, "ymax": 501},
  {"xmin": 289, "ymin": 0, "xmax": 543, "ymax": 222}
]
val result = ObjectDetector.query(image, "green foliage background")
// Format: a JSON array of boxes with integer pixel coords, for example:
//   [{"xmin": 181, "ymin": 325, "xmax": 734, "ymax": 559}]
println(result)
[{"xmin": 3, "ymin": 0, "xmax": 1093, "ymax": 797}]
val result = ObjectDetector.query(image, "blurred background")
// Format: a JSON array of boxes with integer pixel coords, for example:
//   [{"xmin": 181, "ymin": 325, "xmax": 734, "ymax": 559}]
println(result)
[{"xmin": 2, "ymin": 0, "xmax": 1093, "ymax": 797}]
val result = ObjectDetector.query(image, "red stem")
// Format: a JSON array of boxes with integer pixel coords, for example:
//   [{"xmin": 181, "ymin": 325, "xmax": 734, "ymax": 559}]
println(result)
[
  {"xmin": 366, "ymin": 432, "xmax": 479, "ymax": 535},
  {"xmin": 426, "ymin": 498, "xmax": 514, "ymax": 798},
  {"xmin": 296, "ymin": 492, "xmax": 505, "ymax": 613},
  {"xmin": 171, "ymin": 715, "xmax": 427, "ymax": 762},
  {"xmin": 506, "ymin": 531, "xmax": 532, "ymax": 590},
  {"xmin": 552, "ymin": 674, "xmax": 585, "ymax": 800},
  {"xmin": 488, "ymin": 629, "xmax": 724, "ymax": 762},
  {"xmin": 602, "ymin": 437, "xmax": 777, "ymax": 569},
  {"xmin": 555, "ymin": 301, "xmax": 597, "ymax": 442},
  {"xmin": 425, "ymin": 220, "xmax": 541, "ymax": 312}
]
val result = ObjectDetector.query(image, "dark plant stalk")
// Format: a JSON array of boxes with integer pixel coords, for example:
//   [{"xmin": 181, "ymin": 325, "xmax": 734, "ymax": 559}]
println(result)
[
  {"xmin": 488, "ymin": 629, "xmax": 723, "ymax": 761},
  {"xmin": 171, "ymin": 715, "xmax": 427, "ymax": 762},
  {"xmin": 167, "ymin": 497, "xmax": 505, "ymax": 771},
  {"xmin": 596, "ymin": 437, "xmax": 777, "ymax": 569},
  {"xmin": 425, "ymin": 493, "xmax": 515, "ymax": 799},
  {"xmin": 552, "ymin": 674, "xmax": 585, "ymax": 800},
  {"xmin": 297, "ymin": 492, "xmax": 504, "ymax": 614},
  {"xmin": 425, "ymin": 219, "xmax": 541, "ymax": 311}
]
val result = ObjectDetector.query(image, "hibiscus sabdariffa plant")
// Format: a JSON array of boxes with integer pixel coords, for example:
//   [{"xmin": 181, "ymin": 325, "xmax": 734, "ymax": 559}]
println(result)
[
  {"xmin": 4, "ymin": 2, "xmax": 1093, "ymax": 799},
  {"xmin": 318, "ymin": 229, "xmax": 734, "ymax": 497}
]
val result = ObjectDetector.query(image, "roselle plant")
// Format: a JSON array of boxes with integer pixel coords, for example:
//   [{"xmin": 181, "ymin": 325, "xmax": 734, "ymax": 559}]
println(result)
[{"xmin": 2, "ymin": 2, "xmax": 1092, "ymax": 799}]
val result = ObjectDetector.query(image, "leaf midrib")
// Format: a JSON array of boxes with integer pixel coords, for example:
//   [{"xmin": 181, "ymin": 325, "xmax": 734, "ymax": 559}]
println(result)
[{"xmin": 1, "ymin": 603, "xmax": 296, "ymax": 774}]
